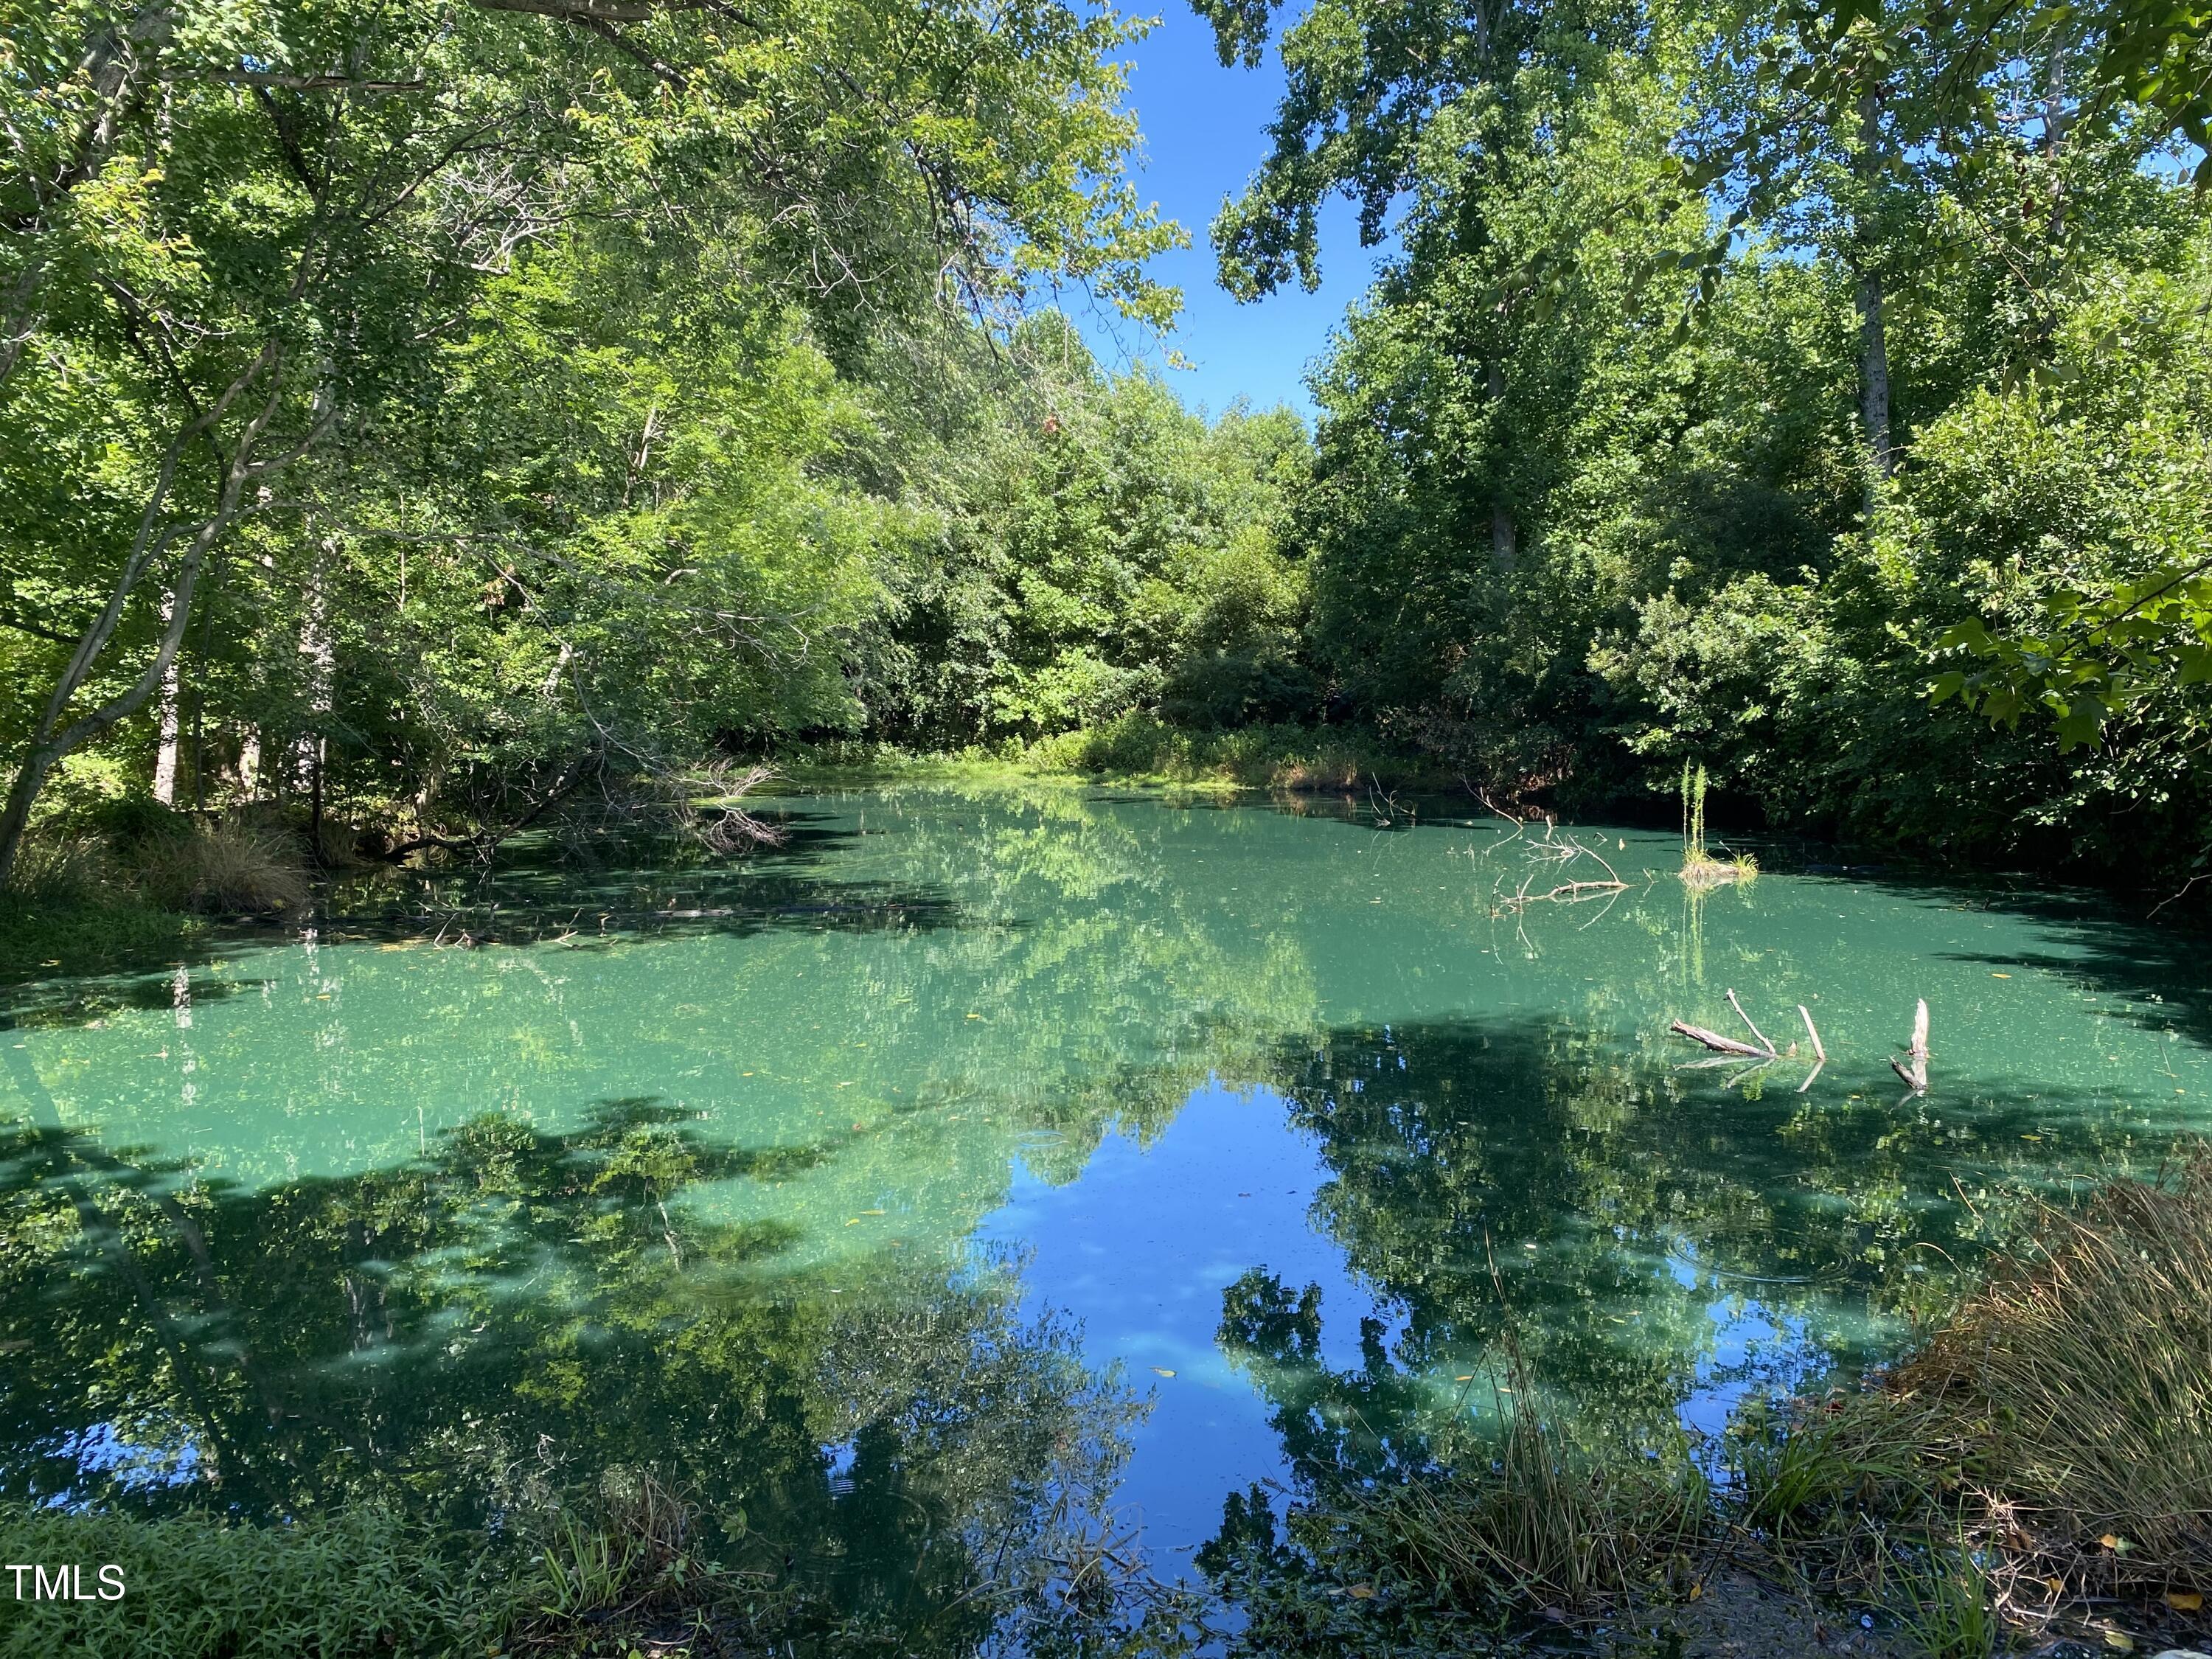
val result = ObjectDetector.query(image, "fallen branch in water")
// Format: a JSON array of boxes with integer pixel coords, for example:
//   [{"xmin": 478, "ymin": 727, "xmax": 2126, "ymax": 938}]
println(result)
[
  {"xmin": 1670, "ymin": 1020, "xmax": 1770, "ymax": 1058},
  {"xmin": 1798, "ymin": 1004, "xmax": 1826, "ymax": 1062},
  {"xmin": 1493, "ymin": 877, "xmax": 1630, "ymax": 911},
  {"xmin": 1486, "ymin": 832, "xmax": 1631, "ymax": 911},
  {"xmin": 1726, "ymin": 988, "xmax": 1778, "ymax": 1057}
]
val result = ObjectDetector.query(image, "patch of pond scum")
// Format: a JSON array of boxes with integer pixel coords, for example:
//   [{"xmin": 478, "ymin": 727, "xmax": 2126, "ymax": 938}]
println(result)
[{"xmin": 3, "ymin": 782, "xmax": 2210, "ymax": 1651}]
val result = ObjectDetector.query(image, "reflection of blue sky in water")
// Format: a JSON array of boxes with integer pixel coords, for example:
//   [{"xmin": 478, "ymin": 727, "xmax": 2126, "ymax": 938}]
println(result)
[
  {"xmin": 33, "ymin": 1423, "xmax": 203, "ymax": 1508},
  {"xmin": 977, "ymin": 1077, "xmax": 1846, "ymax": 1562},
  {"xmin": 8, "ymin": 785, "xmax": 2212, "ymax": 1594},
  {"xmin": 978, "ymin": 1082, "xmax": 1389, "ymax": 1557}
]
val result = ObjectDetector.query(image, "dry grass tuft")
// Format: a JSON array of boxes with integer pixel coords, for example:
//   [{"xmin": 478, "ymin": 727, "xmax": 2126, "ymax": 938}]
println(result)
[
  {"xmin": 131, "ymin": 817, "xmax": 310, "ymax": 913},
  {"xmin": 6, "ymin": 832, "xmax": 120, "ymax": 901},
  {"xmin": 1352, "ymin": 1329, "xmax": 1710, "ymax": 1616},
  {"xmin": 1892, "ymin": 1148, "xmax": 2212, "ymax": 1605}
]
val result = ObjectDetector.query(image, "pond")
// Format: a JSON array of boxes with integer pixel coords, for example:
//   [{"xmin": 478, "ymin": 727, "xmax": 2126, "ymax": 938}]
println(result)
[{"xmin": 4, "ymin": 783, "xmax": 2208, "ymax": 1644}]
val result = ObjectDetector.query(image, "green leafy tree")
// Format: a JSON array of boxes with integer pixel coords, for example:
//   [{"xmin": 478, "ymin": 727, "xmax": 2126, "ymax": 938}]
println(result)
[{"xmin": 0, "ymin": 0, "xmax": 1180, "ymax": 879}]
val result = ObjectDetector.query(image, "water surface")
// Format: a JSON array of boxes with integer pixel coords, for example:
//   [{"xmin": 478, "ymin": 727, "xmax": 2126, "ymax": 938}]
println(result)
[{"xmin": 4, "ymin": 785, "xmax": 2207, "ymax": 1638}]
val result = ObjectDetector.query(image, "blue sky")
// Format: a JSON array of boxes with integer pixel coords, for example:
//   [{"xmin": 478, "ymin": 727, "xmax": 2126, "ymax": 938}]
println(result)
[{"xmin": 1071, "ymin": 3, "xmax": 1396, "ymax": 422}]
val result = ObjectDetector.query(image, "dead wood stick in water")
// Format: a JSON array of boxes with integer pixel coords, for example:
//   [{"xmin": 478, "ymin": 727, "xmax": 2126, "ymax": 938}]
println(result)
[
  {"xmin": 1798, "ymin": 1005, "xmax": 1826, "ymax": 1063},
  {"xmin": 1670, "ymin": 1020, "xmax": 1769, "ymax": 1058},
  {"xmin": 1888, "ymin": 998, "xmax": 1930, "ymax": 1093},
  {"xmin": 1726, "ymin": 989, "xmax": 1778, "ymax": 1056}
]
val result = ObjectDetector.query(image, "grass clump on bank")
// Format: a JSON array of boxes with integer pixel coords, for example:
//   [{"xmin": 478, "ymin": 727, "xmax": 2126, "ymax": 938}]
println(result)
[
  {"xmin": 128, "ymin": 815, "xmax": 312, "ymax": 914},
  {"xmin": 1, "ymin": 802, "xmax": 317, "ymax": 986},
  {"xmin": 1773, "ymin": 1149, "xmax": 2212, "ymax": 1632},
  {"xmin": 1360, "ymin": 1412, "xmax": 1709, "ymax": 1614},
  {"xmin": 0, "ymin": 828, "xmax": 202, "ymax": 985},
  {"xmin": 1207, "ymin": 1154, "xmax": 2212, "ymax": 1657}
]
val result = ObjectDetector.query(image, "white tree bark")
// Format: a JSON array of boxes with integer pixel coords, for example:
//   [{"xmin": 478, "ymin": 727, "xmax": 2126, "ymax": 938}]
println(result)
[{"xmin": 152, "ymin": 589, "xmax": 182, "ymax": 806}]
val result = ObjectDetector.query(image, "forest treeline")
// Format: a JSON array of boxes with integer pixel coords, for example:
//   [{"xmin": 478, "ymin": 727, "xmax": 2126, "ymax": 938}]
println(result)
[{"xmin": 4, "ymin": 0, "xmax": 2211, "ymax": 902}]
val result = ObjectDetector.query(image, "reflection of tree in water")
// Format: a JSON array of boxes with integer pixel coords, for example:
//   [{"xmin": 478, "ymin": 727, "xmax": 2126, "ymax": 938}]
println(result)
[
  {"xmin": 0, "ymin": 1086, "xmax": 1145, "ymax": 1652},
  {"xmin": 1211, "ymin": 1015, "xmax": 2068, "ymax": 1504}
]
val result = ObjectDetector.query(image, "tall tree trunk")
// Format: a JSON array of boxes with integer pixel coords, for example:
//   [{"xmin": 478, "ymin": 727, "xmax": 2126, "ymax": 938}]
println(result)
[
  {"xmin": 152, "ymin": 590, "xmax": 182, "ymax": 806},
  {"xmin": 1857, "ymin": 266, "xmax": 1893, "ymax": 482},
  {"xmin": 1486, "ymin": 357, "xmax": 1517, "ymax": 571},
  {"xmin": 295, "ymin": 538, "xmax": 336, "ymax": 850},
  {"xmin": 1854, "ymin": 90, "xmax": 1894, "ymax": 495}
]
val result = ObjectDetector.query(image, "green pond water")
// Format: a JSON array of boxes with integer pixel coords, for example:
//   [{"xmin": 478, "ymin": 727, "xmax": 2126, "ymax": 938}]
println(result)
[{"xmin": 4, "ymin": 782, "xmax": 2209, "ymax": 1638}]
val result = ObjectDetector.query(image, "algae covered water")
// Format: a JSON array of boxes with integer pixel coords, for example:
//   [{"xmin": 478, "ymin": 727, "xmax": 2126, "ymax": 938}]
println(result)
[{"xmin": 4, "ymin": 784, "xmax": 2208, "ymax": 1630}]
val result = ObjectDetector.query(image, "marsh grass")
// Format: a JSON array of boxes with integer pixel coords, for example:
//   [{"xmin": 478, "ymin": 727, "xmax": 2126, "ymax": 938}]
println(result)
[
  {"xmin": 0, "ymin": 829, "xmax": 202, "ymax": 982},
  {"xmin": 1676, "ymin": 761, "xmax": 1757, "ymax": 886},
  {"xmin": 1215, "ymin": 1158, "xmax": 2212, "ymax": 1655},
  {"xmin": 1360, "ymin": 1411, "xmax": 1710, "ymax": 1614},
  {"xmin": 530, "ymin": 1467, "xmax": 707, "ymax": 1623},
  {"xmin": 1679, "ymin": 851, "xmax": 1758, "ymax": 886},
  {"xmin": 1895, "ymin": 1544, "xmax": 1999, "ymax": 1659},
  {"xmin": 1885, "ymin": 1148, "xmax": 2212, "ymax": 1608},
  {"xmin": 1727, "ymin": 1150, "xmax": 2212, "ymax": 1645},
  {"xmin": 128, "ymin": 815, "xmax": 310, "ymax": 913},
  {"xmin": 1340, "ymin": 1301, "xmax": 1711, "ymax": 1621}
]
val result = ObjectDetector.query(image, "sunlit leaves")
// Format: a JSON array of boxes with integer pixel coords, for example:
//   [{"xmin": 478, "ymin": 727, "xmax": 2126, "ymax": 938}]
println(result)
[{"xmin": 1935, "ymin": 559, "xmax": 2212, "ymax": 750}]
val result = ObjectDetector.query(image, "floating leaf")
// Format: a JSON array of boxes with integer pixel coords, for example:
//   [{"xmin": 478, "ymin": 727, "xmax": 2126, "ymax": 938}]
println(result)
[{"xmin": 2165, "ymin": 1590, "xmax": 2202, "ymax": 1613}]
